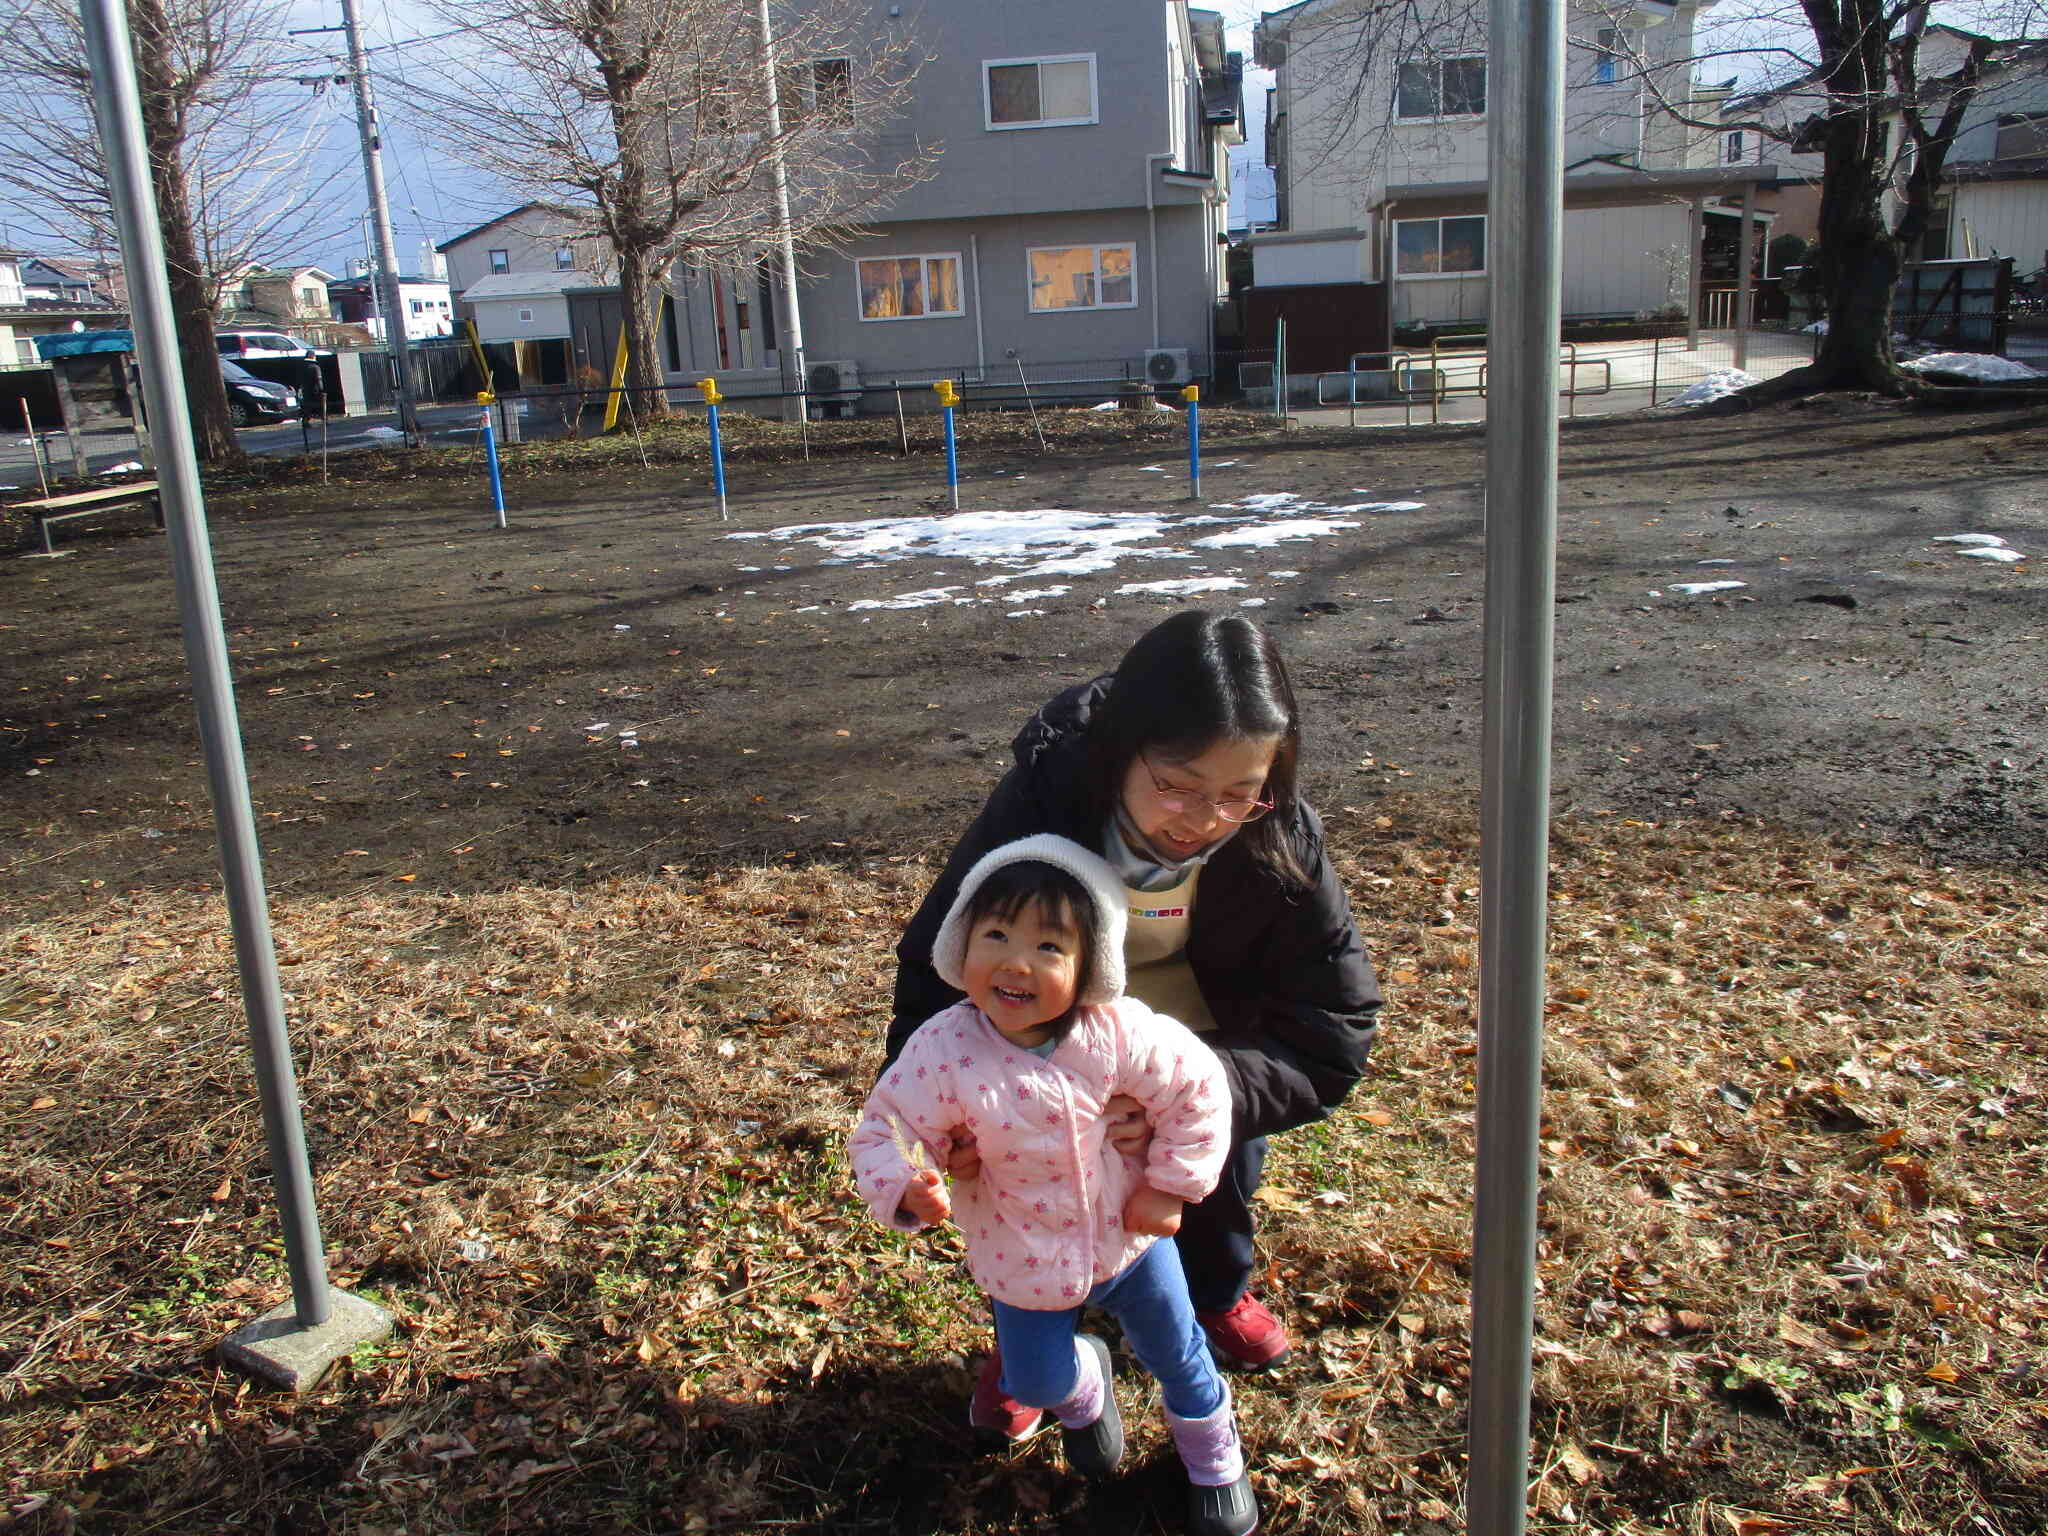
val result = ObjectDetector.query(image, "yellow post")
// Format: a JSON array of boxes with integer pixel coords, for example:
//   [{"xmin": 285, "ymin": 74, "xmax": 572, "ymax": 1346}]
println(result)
[
  {"xmin": 698, "ymin": 376, "xmax": 724, "ymax": 404},
  {"xmin": 1181, "ymin": 384, "xmax": 1199, "ymax": 403},
  {"xmin": 602, "ymin": 330, "xmax": 631, "ymax": 431},
  {"xmin": 463, "ymin": 319, "xmax": 493, "ymax": 393},
  {"xmin": 933, "ymin": 378, "xmax": 959, "ymax": 408}
]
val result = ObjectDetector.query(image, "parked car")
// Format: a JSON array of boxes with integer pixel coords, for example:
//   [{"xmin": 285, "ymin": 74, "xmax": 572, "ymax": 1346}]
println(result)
[
  {"xmin": 215, "ymin": 329, "xmax": 315, "ymax": 360},
  {"xmin": 221, "ymin": 358, "xmax": 299, "ymax": 426}
]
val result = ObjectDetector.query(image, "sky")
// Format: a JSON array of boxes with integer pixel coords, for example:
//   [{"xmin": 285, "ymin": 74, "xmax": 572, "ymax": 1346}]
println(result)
[{"xmin": 6, "ymin": 1, "xmax": 2036, "ymax": 279}]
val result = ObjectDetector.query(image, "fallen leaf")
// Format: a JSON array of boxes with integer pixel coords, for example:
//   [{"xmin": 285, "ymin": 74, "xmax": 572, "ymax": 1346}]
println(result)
[
  {"xmin": 1924, "ymin": 1360, "xmax": 1961, "ymax": 1383},
  {"xmin": 30, "ymin": 1095, "xmax": 56, "ymax": 1110},
  {"xmin": 210, "ymin": 1178, "xmax": 232, "ymax": 1202}
]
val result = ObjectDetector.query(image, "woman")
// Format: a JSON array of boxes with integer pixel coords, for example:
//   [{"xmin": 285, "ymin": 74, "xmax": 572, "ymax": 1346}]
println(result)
[{"xmin": 886, "ymin": 610, "xmax": 1382, "ymax": 1442}]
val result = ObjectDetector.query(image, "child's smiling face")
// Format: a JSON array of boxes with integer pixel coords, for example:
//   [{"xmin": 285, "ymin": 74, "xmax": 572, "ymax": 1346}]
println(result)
[{"xmin": 961, "ymin": 896, "xmax": 1083, "ymax": 1047}]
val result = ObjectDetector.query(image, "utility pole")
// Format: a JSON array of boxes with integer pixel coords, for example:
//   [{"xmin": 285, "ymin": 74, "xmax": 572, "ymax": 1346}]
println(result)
[
  {"xmin": 758, "ymin": 0, "xmax": 807, "ymax": 423},
  {"xmin": 338, "ymin": 0, "xmax": 418, "ymax": 440}
]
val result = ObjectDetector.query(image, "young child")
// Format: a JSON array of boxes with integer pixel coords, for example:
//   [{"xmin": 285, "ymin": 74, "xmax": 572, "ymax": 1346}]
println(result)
[{"xmin": 851, "ymin": 834, "xmax": 1258, "ymax": 1536}]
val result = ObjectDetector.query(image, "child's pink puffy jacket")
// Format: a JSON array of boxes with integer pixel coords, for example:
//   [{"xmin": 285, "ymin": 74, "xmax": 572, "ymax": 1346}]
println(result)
[{"xmin": 850, "ymin": 997, "xmax": 1230, "ymax": 1310}]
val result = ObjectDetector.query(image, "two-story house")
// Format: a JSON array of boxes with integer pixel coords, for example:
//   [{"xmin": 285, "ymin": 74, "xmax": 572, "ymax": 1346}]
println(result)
[
  {"xmin": 1253, "ymin": 0, "xmax": 1783, "ymax": 340},
  {"xmin": 1896, "ymin": 27, "xmax": 2048, "ymax": 275},
  {"xmin": 787, "ymin": 1, "xmax": 1243, "ymax": 399},
  {"xmin": 439, "ymin": 5, "xmax": 1243, "ymax": 404},
  {"xmin": 327, "ymin": 272, "xmax": 456, "ymax": 340}
]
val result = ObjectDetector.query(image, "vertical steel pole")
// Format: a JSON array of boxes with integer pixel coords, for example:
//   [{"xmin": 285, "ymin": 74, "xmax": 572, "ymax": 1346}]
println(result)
[
  {"xmin": 480, "ymin": 403, "xmax": 507, "ymax": 528},
  {"xmin": 1185, "ymin": 386, "xmax": 1201, "ymax": 501},
  {"xmin": 757, "ymin": 0, "xmax": 807, "ymax": 423},
  {"xmin": 708, "ymin": 404, "xmax": 729, "ymax": 521},
  {"xmin": 943, "ymin": 406, "xmax": 960, "ymax": 510},
  {"xmin": 1470, "ymin": 0, "xmax": 1564, "ymax": 1531},
  {"xmin": 79, "ymin": 0, "xmax": 331, "ymax": 1327},
  {"xmin": 1735, "ymin": 180, "xmax": 1758, "ymax": 372}
]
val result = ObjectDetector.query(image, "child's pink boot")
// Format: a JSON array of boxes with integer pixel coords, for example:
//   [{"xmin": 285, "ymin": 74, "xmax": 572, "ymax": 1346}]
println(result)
[{"xmin": 1165, "ymin": 1384, "xmax": 1258, "ymax": 1536}]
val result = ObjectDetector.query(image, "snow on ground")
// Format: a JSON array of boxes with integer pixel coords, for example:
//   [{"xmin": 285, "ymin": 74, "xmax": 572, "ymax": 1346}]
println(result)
[
  {"xmin": 1668, "ymin": 580, "xmax": 1748, "ymax": 596},
  {"xmin": 726, "ymin": 490, "xmax": 1430, "ymax": 613},
  {"xmin": 1899, "ymin": 352, "xmax": 2043, "ymax": 383},
  {"xmin": 1667, "ymin": 369, "xmax": 1759, "ymax": 407},
  {"xmin": 1932, "ymin": 532, "xmax": 2027, "ymax": 563}
]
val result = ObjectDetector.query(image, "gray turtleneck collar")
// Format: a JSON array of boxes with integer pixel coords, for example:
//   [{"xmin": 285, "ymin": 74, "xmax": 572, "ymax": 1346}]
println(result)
[{"xmin": 1104, "ymin": 807, "xmax": 1239, "ymax": 893}]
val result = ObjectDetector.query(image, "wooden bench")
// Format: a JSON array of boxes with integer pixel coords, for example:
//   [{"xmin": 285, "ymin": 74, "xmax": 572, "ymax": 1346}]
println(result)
[{"xmin": 9, "ymin": 480, "xmax": 163, "ymax": 556}]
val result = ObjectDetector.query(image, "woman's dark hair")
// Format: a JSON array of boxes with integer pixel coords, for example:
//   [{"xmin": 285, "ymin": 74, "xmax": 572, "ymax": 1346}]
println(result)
[
  {"xmin": 960, "ymin": 860, "xmax": 1102, "ymax": 1042},
  {"xmin": 1088, "ymin": 611, "xmax": 1308, "ymax": 888}
]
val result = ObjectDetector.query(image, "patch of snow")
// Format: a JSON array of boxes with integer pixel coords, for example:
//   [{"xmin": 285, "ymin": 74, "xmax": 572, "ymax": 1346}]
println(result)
[
  {"xmin": 1958, "ymin": 546, "xmax": 2025, "ymax": 563},
  {"xmin": 1269, "ymin": 570, "xmax": 1301, "ymax": 580},
  {"xmin": 1006, "ymin": 586, "xmax": 1071, "ymax": 601},
  {"xmin": 847, "ymin": 586, "xmax": 970, "ymax": 611},
  {"xmin": 1695, "ymin": 558, "xmax": 1737, "ymax": 566},
  {"xmin": 1930, "ymin": 534, "xmax": 2007, "ymax": 547},
  {"xmin": 1899, "ymin": 352, "xmax": 2042, "ymax": 383},
  {"xmin": 1138, "ymin": 464, "xmax": 1169, "ymax": 472},
  {"xmin": 1667, "ymin": 369, "xmax": 1759, "ymax": 407},
  {"xmin": 363, "ymin": 425, "xmax": 407, "ymax": 440},
  {"xmin": 1115, "ymin": 577, "xmax": 1247, "ymax": 598},
  {"xmin": 1090, "ymin": 400, "xmax": 1120, "ymax": 412},
  {"xmin": 1669, "ymin": 580, "xmax": 1748, "ymax": 595},
  {"xmin": 1194, "ymin": 518, "xmax": 1361, "ymax": 549},
  {"xmin": 1238, "ymin": 598, "xmax": 1268, "ymax": 608},
  {"xmin": 1802, "ymin": 320, "xmax": 1828, "ymax": 335},
  {"xmin": 99, "ymin": 461, "xmax": 145, "ymax": 475},
  {"xmin": 1005, "ymin": 609, "xmax": 1047, "ymax": 618}
]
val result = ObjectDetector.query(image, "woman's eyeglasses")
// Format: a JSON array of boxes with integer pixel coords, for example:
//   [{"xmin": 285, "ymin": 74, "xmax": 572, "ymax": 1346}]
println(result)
[{"xmin": 1141, "ymin": 756, "xmax": 1274, "ymax": 825}]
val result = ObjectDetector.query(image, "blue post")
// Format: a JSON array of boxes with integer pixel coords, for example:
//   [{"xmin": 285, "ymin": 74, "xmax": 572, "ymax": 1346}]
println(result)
[
  {"xmin": 1183, "ymin": 384, "xmax": 1201, "ymax": 501},
  {"xmin": 479, "ymin": 399, "xmax": 506, "ymax": 528},
  {"xmin": 699, "ymin": 377, "xmax": 729, "ymax": 520},
  {"xmin": 936, "ymin": 378, "xmax": 961, "ymax": 510}
]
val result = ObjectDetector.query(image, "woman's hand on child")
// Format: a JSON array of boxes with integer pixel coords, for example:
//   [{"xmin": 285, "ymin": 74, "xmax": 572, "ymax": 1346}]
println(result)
[
  {"xmin": 901, "ymin": 1168, "xmax": 952, "ymax": 1225},
  {"xmin": 1104, "ymin": 1095, "xmax": 1154, "ymax": 1157},
  {"xmin": 942, "ymin": 1129, "xmax": 983, "ymax": 1181},
  {"xmin": 1123, "ymin": 1184, "xmax": 1184, "ymax": 1236}
]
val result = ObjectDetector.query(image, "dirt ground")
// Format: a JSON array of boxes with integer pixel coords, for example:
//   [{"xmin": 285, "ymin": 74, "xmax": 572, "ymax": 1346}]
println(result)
[{"xmin": 3, "ymin": 397, "xmax": 2043, "ymax": 907}]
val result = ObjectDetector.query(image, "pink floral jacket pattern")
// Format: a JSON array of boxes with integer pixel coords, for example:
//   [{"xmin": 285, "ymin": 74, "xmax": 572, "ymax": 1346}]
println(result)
[{"xmin": 850, "ymin": 997, "xmax": 1229, "ymax": 1309}]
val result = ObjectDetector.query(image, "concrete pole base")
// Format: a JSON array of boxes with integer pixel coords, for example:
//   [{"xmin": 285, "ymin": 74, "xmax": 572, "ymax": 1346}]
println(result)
[{"xmin": 219, "ymin": 1288, "xmax": 393, "ymax": 1391}]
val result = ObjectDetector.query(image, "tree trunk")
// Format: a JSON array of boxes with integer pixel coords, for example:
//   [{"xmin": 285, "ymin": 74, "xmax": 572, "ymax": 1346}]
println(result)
[
  {"xmin": 1812, "ymin": 190, "xmax": 1906, "ymax": 393},
  {"xmin": 616, "ymin": 245, "xmax": 671, "ymax": 418},
  {"xmin": 131, "ymin": 0, "xmax": 243, "ymax": 465}
]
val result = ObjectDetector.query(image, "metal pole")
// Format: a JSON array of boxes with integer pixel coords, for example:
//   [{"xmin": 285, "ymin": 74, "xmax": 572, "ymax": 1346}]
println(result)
[
  {"xmin": 1735, "ymin": 180, "xmax": 1757, "ymax": 372},
  {"xmin": 480, "ymin": 402, "xmax": 507, "ymax": 528},
  {"xmin": 1470, "ymin": 0, "xmax": 1564, "ymax": 1531},
  {"xmin": 80, "ymin": 0, "xmax": 332, "ymax": 1328},
  {"xmin": 895, "ymin": 385, "xmax": 909, "ymax": 455},
  {"xmin": 708, "ymin": 404, "xmax": 728, "ymax": 520},
  {"xmin": 1687, "ymin": 196, "xmax": 1704, "ymax": 352},
  {"xmin": 1650, "ymin": 334, "xmax": 1660, "ymax": 406},
  {"xmin": 341, "ymin": 0, "xmax": 419, "ymax": 443},
  {"xmin": 1274, "ymin": 316, "xmax": 1288, "ymax": 423},
  {"xmin": 943, "ymin": 406, "xmax": 960, "ymax": 510},
  {"xmin": 757, "ymin": 0, "xmax": 807, "ymax": 424},
  {"xmin": 1185, "ymin": 386, "xmax": 1201, "ymax": 500},
  {"xmin": 1013, "ymin": 353, "xmax": 1047, "ymax": 450},
  {"xmin": 21, "ymin": 398, "xmax": 51, "ymax": 496}
]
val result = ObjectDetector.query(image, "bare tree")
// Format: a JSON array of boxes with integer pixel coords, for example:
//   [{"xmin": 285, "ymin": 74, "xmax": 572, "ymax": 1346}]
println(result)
[
  {"xmin": 1591, "ymin": 0, "xmax": 2046, "ymax": 394},
  {"xmin": 0, "ymin": 0, "xmax": 349, "ymax": 463},
  {"xmin": 403, "ymin": 0, "xmax": 934, "ymax": 411}
]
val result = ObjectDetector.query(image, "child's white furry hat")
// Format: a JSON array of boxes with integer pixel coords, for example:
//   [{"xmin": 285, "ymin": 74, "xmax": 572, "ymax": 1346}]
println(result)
[{"xmin": 932, "ymin": 834, "xmax": 1128, "ymax": 1006}]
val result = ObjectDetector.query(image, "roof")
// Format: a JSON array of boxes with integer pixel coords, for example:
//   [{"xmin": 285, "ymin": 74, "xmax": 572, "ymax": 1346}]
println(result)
[
  {"xmin": 34, "ymin": 329, "xmax": 134, "ymax": 358},
  {"xmin": 435, "ymin": 202, "xmax": 590, "ymax": 252},
  {"xmin": 457, "ymin": 270, "xmax": 616, "ymax": 301},
  {"xmin": 246, "ymin": 266, "xmax": 337, "ymax": 282},
  {"xmin": 328, "ymin": 273, "xmax": 451, "ymax": 290}
]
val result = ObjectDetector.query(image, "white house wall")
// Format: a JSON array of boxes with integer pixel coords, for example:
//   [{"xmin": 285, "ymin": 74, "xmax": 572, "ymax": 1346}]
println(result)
[
  {"xmin": 1951, "ymin": 181, "xmax": 2048, "ymax": 268},
  {"xmin": 471, "ymin": 293, "xmax": 573, "ymax": 344},
  {"xmin": 1392, "ymin": 202, "xmax": 1692, "ymax": 326}
]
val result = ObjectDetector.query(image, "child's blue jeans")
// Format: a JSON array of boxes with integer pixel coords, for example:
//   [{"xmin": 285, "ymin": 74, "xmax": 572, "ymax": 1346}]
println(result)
[{"xmin": 990, "ymin": 1236, "xmax": 1225, "ymax": 1421}]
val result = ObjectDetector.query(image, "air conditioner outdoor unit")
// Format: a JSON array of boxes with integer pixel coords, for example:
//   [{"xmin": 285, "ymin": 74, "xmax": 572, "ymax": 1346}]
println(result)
[
  {"xmin": 1142, "ymin": 347, "xmax": 1192, "ymax": 386},
  {"xmin": 805, "ymin": 359, "xmax": 861, "ymax": 399}
]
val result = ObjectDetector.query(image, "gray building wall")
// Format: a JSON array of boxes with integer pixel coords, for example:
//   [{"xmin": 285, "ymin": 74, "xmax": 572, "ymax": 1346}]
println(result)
[
  {"xmin": 874, "ymin": 1, "xmax": 1178, "ymax": 223},
  {"xmin": 799, "ymin": 203, "xmax": 1217, "ymax": 384}
]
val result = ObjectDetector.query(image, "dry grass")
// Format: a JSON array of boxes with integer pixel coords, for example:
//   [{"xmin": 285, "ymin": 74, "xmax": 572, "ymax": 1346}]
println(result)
[{"xmin": 2, "ymin": 805, "xmax": 2044, "ymax": 1534}]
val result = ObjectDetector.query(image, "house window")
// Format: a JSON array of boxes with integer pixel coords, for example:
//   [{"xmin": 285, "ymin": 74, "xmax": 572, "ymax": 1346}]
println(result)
[
  {"xmin": 985, "ymin": 55, "xmax": 1098, "ymax": 130},
  {"xmin": 555, "ymin": 247, "xmax": 575, "ymax": 270},
  {"xmin": 1395, "ymin": 56, "xmax": 1486, "ymax": 120},
  {"xmin": 1394, "ymin": 216, "xmax": 1487, "ymax": 278},
  {"xmin": 489, "ymin": 249, "xmax": 510, "ymax": 274},
  {"xmin": 1027, "ymin": 243, "xmax": 1136, "ymax": 312},
  {"xmin": 783, "ymin": 56, "xmax": 853, "ymax": 120},
  {"xmin": 857, "ymin": 253, "xmax": 964, "ymax": 320},
  {"xmin": 517, "ymin": 307, "xmax": 534, "ymax": 323},
  {"xmin": 299, "ymin": 287, "xmax": 319, "ymax": 309},
  {"xmin": 1594, "ymin": 29, "xmax": 1629, "ymax": 85},
  {"xmin": 1725, "ymin": 130, "xmax": 1745, "ymax": 164}
]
